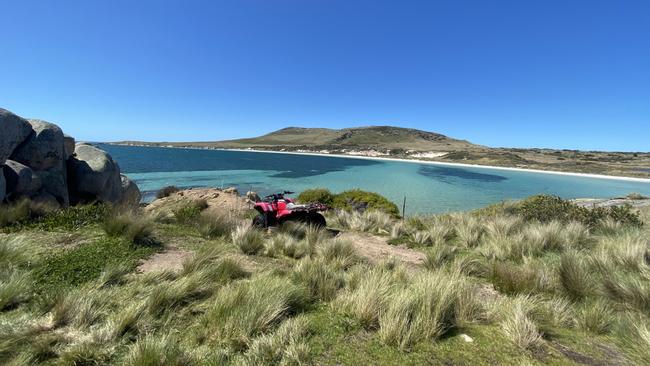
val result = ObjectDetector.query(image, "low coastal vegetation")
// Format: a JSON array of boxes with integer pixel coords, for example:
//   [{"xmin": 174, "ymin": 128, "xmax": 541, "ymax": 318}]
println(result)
[
  {"xmin": 1, "ymin": 190, "xmax": 649, "ymax": 365},
  {"xmin": 298, "ymin": 188, "xmax": 400, "ymax": 217}
]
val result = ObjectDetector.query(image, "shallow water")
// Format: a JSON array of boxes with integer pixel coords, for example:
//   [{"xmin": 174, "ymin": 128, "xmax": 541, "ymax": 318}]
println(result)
[{"xmin": 101, "ymin": 144, "xmax": 650, "ymax": 214}]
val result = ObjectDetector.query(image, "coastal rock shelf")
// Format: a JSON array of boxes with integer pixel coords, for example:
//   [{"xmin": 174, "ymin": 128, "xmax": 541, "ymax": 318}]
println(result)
[{"xmin": 0, "ymin": 108, "xmax": 140, "ymax": 207}]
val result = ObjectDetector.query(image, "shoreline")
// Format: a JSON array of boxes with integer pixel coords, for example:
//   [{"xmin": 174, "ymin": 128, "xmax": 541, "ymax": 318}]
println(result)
[{"xmin": 107, "ymin": 143, "xmax": 650, "ymax": 183}]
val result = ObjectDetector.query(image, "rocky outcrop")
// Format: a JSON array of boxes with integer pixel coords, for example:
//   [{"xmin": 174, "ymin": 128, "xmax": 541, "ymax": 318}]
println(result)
[
  {"xmin": 0, "ymin": 109, "xmax": 33, "ymax": 163},
  {"xmin": 120, "ymin": 174, "xmax": 141, "ymax": 207},
  {"xmin": 68, "ymin": 143, "xmax": 123, "ymax": 204},
  {"xmin": 0, "ymin": 108, "xmax": 140, "ymax": 207},
  {"xmin": 3, "ymin": 160, "xmax": 42, "ymax": 198},
  {"xmin": 64, "ymin": 135, "xmax": 75, "ymax": 160},
  {"xmin": 10, "ymin": 119, "xmax": 69, "ymax": 206}
]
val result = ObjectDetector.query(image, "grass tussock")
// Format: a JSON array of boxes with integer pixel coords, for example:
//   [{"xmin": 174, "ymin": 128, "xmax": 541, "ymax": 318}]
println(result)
[
  {"xmin": 237, "ymin": 316, "xmax": 311, "ymax": 366},
  {"xmin": 378, "ymin": 271, "xmax": 478, "ymax": 349},
  {"xmin": 293, "ymin": 258, "xmax": 344, "ymax": 302},
  {"xmin": 329, "ymin": 209, "xmax": 393, "ymax": 234},
  {"xmin": 558, "ymin": 251, "xmax": 592, "ymax": 301},
  {"xmin": 575, "ymin": 300, "xmax": 615, "ymax": 334},
  {"xmin": 197, "ymin": 210, "xmax": 238, "ymax": 239},
  {"xmin": 123, "ymin": 334, "xmax": 190, "ymax": 366},
  {"xmin": 334, "ymin": 265, "xmax": 408, "ymax": 329},
  {"xmin": 198, "ymin": 275, "xmax": 310, "ymax": 348},
  {"xmin": 318, "ymin": 238, "xmax": 360, "ymax": 269},
  {"xmin": 102, "ymin": 212, "xmax": 155, "ymax": 245},
  {"xmin": 232, "ymin": 224, "xmax": 265, "ymax": 255}
]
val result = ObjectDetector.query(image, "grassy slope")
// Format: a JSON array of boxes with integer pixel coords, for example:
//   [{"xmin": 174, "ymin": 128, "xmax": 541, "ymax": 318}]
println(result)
[{"xmin": 1, "ymin": 199, "xmax": 649, "ymax": 365}]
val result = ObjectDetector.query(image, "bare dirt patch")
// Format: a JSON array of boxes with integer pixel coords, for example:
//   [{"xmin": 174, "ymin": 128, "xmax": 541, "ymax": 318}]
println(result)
[
  {"xmin": 137, "ymin": 247, "xmax": 193, "ymax": 273},
  {"xmin": 337, "ymin": 231, "xmax": 425, "ymax": 269},
  {"xmin": 145, "ymin": 188, "xmax": 250, "ymax": 220}
]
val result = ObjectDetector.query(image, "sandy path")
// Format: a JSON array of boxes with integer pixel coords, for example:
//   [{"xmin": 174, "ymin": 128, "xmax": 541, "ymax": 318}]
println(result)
[
  {"xmin": 137, "ymin": 247, "xmax": 193, "ymax": 273},
  {"xmin": 337, "ymin": 231, "xmax": 425, "ymax": 269}
]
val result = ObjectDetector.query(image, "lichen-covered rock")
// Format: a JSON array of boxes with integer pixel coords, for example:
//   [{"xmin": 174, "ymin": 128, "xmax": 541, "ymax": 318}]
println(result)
[
  {"xmin": 120, "ymin": 174, "xmax": 141, "ymax": 207},
  {"xmin": 0, "ymin": 109, "xmax": 33, "ymax": 163},
  {"xmin": 68, "ymin": 143, "xmax": 123, "ymax": 204},
  {"xmin": 10, "ymin": 119, "xmax": 69, "ymax": 206},
  {"xmin": 11, "ymin": 120, "xmax": 66, "ymax": 171},
  {"xmin": 64, "ymin": 134, "xmax": 76, "ymax": 160},
  {"xmin": 3, "ymin": 160, "xmax": 42, "ymax": 197}
]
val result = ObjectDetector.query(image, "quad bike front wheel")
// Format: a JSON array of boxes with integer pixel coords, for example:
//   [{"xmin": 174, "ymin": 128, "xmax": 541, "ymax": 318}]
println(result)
[
  {"xmin": 252, "ymin": 214, "xmax": 268, "ymax": 228},
  {"xmin": 304, "ymin": 212, "xmax": 326, "ymax": 228}
]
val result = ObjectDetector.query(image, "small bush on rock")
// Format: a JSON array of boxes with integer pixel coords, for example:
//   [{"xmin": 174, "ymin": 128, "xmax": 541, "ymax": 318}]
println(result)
[
  {"xmin": 156, "ymin": 186, "xmax": 180, "ymax": 199},
  {"xmin": 297, "ymin": 188, "xmax": 335, "ymax": 206}
]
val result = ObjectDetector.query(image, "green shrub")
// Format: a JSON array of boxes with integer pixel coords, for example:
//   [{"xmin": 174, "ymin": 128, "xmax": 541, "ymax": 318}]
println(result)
[
  {"xmin": 626, "ymin": 192, "xmax": 647, "ymax": 200},
  {"xmin": 156, "ymin": 186, "xmax": 180, "ymax": 199},
  {"xmin": 333, "ymin": 189, "xmax": 400, "ymax": 217},
  {"xmin": 297, "ymin": 188, "xmax": 335, "ymax": 206},
  {"xmin": 36, "ymin": 204, "xmax": 109, "ymax": 231},
  {"xmin": 513, "ymin": 195, "xmax": 642, "ymax": 228},
  {"xmin": 33, "ymin": 238, "xmax": 157, "ymax": 291},
  {"xmin": 172, "ymin": 199, "xmax": 209, "ymax": 224}
]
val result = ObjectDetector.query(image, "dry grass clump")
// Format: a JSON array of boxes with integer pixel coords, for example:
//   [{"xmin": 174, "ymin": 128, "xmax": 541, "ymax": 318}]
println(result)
[
  {"xmin": 232, "ymin": 224, "xmax": 265, "ymax": 255},
  {"xmin": 377, "ymin": 271, "xmax": 478, "ymax": 349},
  {"xmin": 594, "ymin": 233, "xmax": 649, "ymax": 273},
  {"xmin": 51, "ymin": 289, "xmax": 106, "ymax": 328},
  {"xmin": 423, "ymin": 245, "xmax": 457, "ymax": 270},
  {"xmin": 0, "ymin": 271, "xmax": 32, "ymax": 311},
  {"xmin": 454, "ymin": 214, "xmax": 485, "ymax": 248},
  {"xmin": 198, "ymin": 276, "xmax": 310, "ymax": 348},
  {"xmin": 500, "ymin": 300, "xmax": 543, "ymax": 350},
  {"xmin": 318, "ymin": 238, "xmax": 360, "ymax": 269},
  {"xmin": 486, "ymin": 295, "xmax": 544, "ymax": 350},
  {"xmin": 237, "ymin": 316, "xmax": 311, "ymax": 366},
  {"xmin": 619, "ymin": 318, "xmax": 650, "ymax": 365},
  {"xmin": 558, "ymin": 251, "xmax": 592, "ymax": 301},
  {"xmin": 293, "ymin": 258, "xmax": 344, "ymax": 302},
  {"xmin": 329, "ymin": 209, "xmax": 392, "ymax": 234},
  {"xmin": 148, "ymin": 259, "xmax": 247, "ymax": 317},
  {"xmin": 197, "ymin": 211, "xmax": 238, "ymax": 239},
  {"xmin": 601, "ymin": 274, "xmax": 650, "ymax": 313},
  {"xmin": 334, "ymin": 265, "xmax": 408, "ymax": 329},
  {"xmin": 489, "ymin": 260, "xmax": 553, "ymax": 295},
  {"xmin": 484, "ymin": 215, "xmax": 523, "ymax": 238},
  {"xmin": 102, "ymin": 212, "xmax": 155, "ymax": 245},
  {"xmin": 575, "ymin": 300, "xmax": 615, "ymax": 334},
  {"xmin": 0, "ymin": 237, "xmax": 36, "ymax": 311},
  {"xmin": 123, "ymin": 334, "xmax": 190, "ymax": 366}
]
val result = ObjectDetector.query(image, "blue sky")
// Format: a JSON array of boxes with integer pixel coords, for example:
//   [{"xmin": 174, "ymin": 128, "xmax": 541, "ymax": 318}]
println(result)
[{"xmin": 1, "ymin": 1, "xmax": 649, "ymax": 151}]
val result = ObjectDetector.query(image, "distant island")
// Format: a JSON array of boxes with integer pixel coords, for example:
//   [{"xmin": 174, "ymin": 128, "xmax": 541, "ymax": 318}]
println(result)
[{"xmin": 112, "ymin": 126, "xmax": 650, "ymax": 179}]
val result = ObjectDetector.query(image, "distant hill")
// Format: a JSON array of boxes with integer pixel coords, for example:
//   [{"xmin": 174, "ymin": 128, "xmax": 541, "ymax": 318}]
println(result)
[
  {"xmin": 111, "ymin": 125, "xmax": 650, "ymax": 179},
  {"xmin": 116, "ymin": 126, "xmax": 479, "ymax": 152}
]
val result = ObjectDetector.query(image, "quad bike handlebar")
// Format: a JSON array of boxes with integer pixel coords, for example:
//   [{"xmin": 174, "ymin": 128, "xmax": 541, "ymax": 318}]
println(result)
[{"xmin": 263, "ymin": 191, "xmax": 295, "ymax": 202}]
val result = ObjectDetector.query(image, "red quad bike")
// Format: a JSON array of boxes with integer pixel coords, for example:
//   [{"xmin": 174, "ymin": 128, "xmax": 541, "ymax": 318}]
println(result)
[{"xmin": 252, "ymin": 191, "xmax": 328, "ymax": 228}]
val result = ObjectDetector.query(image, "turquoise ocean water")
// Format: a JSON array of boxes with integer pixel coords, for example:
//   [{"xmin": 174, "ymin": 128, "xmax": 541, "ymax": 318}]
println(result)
[{"xmin": 101, "ymin": 144, "xmax": 650, "ymax": 214}]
